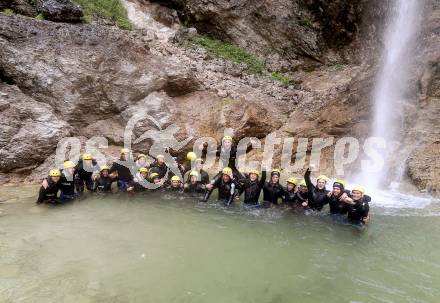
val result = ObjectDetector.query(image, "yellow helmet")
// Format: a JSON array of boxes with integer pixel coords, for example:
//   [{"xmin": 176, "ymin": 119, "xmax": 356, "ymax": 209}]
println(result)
[
  {"xmin": 271, "ymin": 168, "xmax": 281, "ymax": 175},
  {"xmin": 137, "ymin": 154, "xmax": 146, "ymax": 160},
  {"xmin": 222, "ymin": 167, "xmax": 232, "ymax": 175},
  {"xmin": 100, "ymin": 165, "xmax": 110, "ymax": 172},
  {"xmin": 299, "ymin": 179, "xmax": 307, "ymax": 187},
  {"xmin": 186, "ymin": 151, "xmax": 197, "ymax": 161},
  {"xmin": 171, "ymin": 175, "xmax": 181, "ymax": 182},
  {"xmin": 150, "ymin": 172, "xmax": 159, "ymax": 179},
  {"xmin": 82, "ymin": 153, "xmax": 92, "ymax": 160},
  {"xmin": 317, "ymin": 175, "xmax": 329, "ymax": 182},
  {"xmin": 334, "ymin": 179, "xmax": 346, "ymax": 187},
  {"xmin": 249, "ymin": 169, "xmax": 260, "ymax": 176},
  {"xmin": 287, "ymin": 177, "xmax": 297, "ymax": 185},
  {"xmin": 222, "ymin": 135, "xmax": 233, "ymax": 142},
  {"xmin": 120, "ymin": 148, "xmax": 130, "ymax": 155},
  {"xmin": 352, "ymin": 186, "xmax": 365, "ymax": 195},
  {"xmin": 49, "ymin": 169, "xmax": 61, "ymax": 177},
  {"xmin": 63, "ymin": 160, "xmax": 75, "ymax": 169},
  {"xmin": 189, "ymin": 170, "xmax": 199, "ymax": 177},
  {"xmin": 139, "ymin": 167, "xmax": 148, "ymax": 174},
  {"xmin": 156, "ymin": 154, "xmax": 165, "ymax": 159}
]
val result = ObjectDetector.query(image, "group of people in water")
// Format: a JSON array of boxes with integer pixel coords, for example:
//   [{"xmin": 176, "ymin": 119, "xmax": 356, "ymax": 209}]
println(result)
[{"xmin": 37, "ymin": 136, "xmax": 371, "ymax": 225}]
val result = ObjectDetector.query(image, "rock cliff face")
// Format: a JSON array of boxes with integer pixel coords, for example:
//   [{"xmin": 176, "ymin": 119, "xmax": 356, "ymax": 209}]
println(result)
[{"xmin": 0, "ymin": 0, "xmax": 439, "ymax": 194}]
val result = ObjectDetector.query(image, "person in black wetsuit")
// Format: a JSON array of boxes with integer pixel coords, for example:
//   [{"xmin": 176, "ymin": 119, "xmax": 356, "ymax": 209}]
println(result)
[
  {"xmin": 127, "ymin": 167, "xmax": 150, "ymax": 193},
  {"xmin": 75, "ymin": 153, "xmax": 98, "ymax": 193},
  {"xmin": 36, "ymin": 169, "xmax": 62, "ymax": 204},
  {"xmin": 201, "ymin": 135, "xmax": 240, "ymax": 177},
  {"xmin": 324, "ymin": 180, "xmax": 350, "ymax": 215},
  {"xmin": 180, "ymin": 151, "xmax": 197, "ymax": 176},
  {"xmin": 202, "ymin": 167, "xmax": 237, "ymax": 205},
  {"xmin": 303, "ymin": 167, "xmax": 329, "ymax": 211},
  {"xmin": 183, "ymin": 171, "xmax": 206, "ymax": 198},
  {"xmin": 59, "ymin": 160, "xmax": 79, "ymax": 202},
  {"xmin": 283, "ymin": 177, "xmax": 297, "ymax": 207},
  {"xmin": 163, "ymin": 175, "xmax": 184, "ymax": 193},
  {"xmin": 344, "ymin": 186, "xmax": 370, "ymax": 225},
  {"xmin": 183, "ymin": 156, "xmax": 210, "ymax": 185},
  {"xmin": 262, "ymin": 169, "xmax": 285, "ymax": 207},
  {"xmin": 148, "ymin": 172, "xmax": 166, "ymax": 192},
  {"xmin": 293, "ymin": 179, "xmax": 309, "ymax": 208},
  {"xmin": 149, "ymin": 154, "xmax": 169, "ymax": 181},
  {"xmin": 237, "ymin": 169, "xmax": 267, "ymax": 206},
  {"xmin": 93, "ymin": 165, "xmax": 116, "ymax": 193},
  {"xmin": 109, "ymin": 148, "xmax": 134, "ymax": 192}
]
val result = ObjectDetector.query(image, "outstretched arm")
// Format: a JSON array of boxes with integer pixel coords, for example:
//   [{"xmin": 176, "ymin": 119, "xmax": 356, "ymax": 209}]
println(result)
[
  {"xmin": 202, "ymin": 177, "xmax": 220, "ymax": 202},
  {"xmin": 226, "ymin": 183, "xmax": 236, "ymax": 206},
  {"xmin": 259, "ymin": 170, "xmax": 267, "ymax": 188},
  {"xmin": 304, "ymin": 168, "xmax": 315, "ymax": 194}
]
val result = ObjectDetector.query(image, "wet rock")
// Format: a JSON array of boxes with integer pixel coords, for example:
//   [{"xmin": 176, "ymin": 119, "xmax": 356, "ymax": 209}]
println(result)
[
  {"xmin": 0, "ymin": 0, "xmax": 38, "ymax": 17},
  {"xmin": 217, "ymin": 90, "xmax": 228, "ymax": 98},
  {"xmin": 170, "ymin": 27, "xmax": 197, "ymax": 44},
  {"xmin": 0, "ymin": 15, "xmax": 192, "ymax": 125},
  {"xmin": 163, "ymin": 69, "xmax": 200, "ymax": 97},
  {"xmin": 407, "ymin": 143, "xmax": 440, "ymax": 194},
  {"xmin": 81, "ymin": 119, "xmax": 125, "ymax": 145},
  {"xmin": 36, "ymin": 0, "xmax": 83, "ymax": 23},
  {"xmin": 1, "ymin": 0, "xmax": 439, "ymax": 193},
  {"xmin": 0, "ymin": 83, "xmax": 72, "ymax": 172}
]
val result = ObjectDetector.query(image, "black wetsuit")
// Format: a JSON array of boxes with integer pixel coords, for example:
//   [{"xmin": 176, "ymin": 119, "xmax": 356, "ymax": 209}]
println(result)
[
  {"xmin": 325, "ymin": 194, "xmax": 349, "ymax": 215},
  {"xmin": 59, "ymin": 169, "xmax": 76, "ymax": 200},
  {"xmin": 202, "ymin": 177, "xmax": 237, "ymax": 205},
  {"xmin": 110, "ymin": 159, "xmax": 134, "ymax": 191},
  {"xmin": 37, "ymin": 178, "xmax": 60, "ymax": 204},
  {"xmin": 163, "ymin": 185, "xmax": 184, "ymax": 194},
  {"xmin": 347, "ymin": 198, "xmax": 370, "ymax": 224},
  {"xmin": 75, "ymin": 159, "xmax": 98, "ymax": 192},
  {"xmin": 238, "ymin": 171, "xmax": 267, "ymax": 205},
  {"xmin": 262, "ymin": 181, "xmax": 285, "ymax": 206},
  {"xmin": 93, "ymin": 175, "xmax": 115, "ymax": 193},
  {"xmin": 293, "ymin": 191, "xmax": 308, "ymax": 207},
  {"xmin": 283, "ymin": 188, "xmax": 297, "ymax": 207},
  {"xmin": 149, "ymin": 161, "xmax": 169, "ymax": 179},
  {"xmin": 304, "ymin": 168, "xmax": 329, "ymax": 211},
  {"xmin": 184, "ymin": 182, "xmax": 206, "ymax": 197}
]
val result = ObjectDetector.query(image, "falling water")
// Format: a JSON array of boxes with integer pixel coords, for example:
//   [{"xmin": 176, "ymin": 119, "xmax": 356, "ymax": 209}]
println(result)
[{"xmin": 363, "ymin": 0, "xmax": 423, "ymax": 190}]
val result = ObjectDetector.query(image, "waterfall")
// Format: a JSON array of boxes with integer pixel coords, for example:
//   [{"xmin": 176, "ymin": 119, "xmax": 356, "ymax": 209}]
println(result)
[{"xmin": 362, "ymin": 0, "xmax": 423, "ymax": 190}]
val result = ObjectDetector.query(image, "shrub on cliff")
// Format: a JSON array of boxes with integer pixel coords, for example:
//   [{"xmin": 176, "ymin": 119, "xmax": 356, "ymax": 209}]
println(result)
[{"xmin": 72, "ymin": 0, "xmax": 132, "ymax": 30}]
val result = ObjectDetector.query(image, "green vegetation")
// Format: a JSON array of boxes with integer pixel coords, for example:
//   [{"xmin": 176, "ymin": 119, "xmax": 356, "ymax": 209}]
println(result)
[
  {"xmin": 72, "ymin": 0, "xmax": 132, "ymax": 30},
  {"xmin": 35, "ymin": 13, "xmax": 45, "ymax": 20},
  {"xmin": 269, "ymin": 72, "xmax": 294, "ymax": 85},
  {"xmin": 298, "ymin": 18, "xmax": 314, "ymax": 29},
  {"xmin": 192, "ymin": 36, "xmax": 265, "ymax": 74},
  {"xmin": 1, "ymin": 9, "xmax": 15, "ymax": 16},
  {"xmin": 191, "ymin": 35, "xmax": 301, "ymax": 86}
]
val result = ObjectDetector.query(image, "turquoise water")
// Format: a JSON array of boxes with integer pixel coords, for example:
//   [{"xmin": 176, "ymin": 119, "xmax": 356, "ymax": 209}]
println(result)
[{"xmin": 1, "ymin": 186, "xmax": 439, "ymax": 303}]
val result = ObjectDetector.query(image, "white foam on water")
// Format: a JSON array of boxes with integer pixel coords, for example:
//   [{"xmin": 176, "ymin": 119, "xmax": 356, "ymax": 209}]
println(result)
[{"xmin": 369, "ymin": 189, "xmax": 434, "ymax": 209}]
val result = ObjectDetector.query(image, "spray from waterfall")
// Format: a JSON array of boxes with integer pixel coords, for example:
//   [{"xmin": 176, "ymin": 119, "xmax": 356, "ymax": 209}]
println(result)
[{"xmin": 361, "ymin": 0, "xmax": 423, "ymax": 190}]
